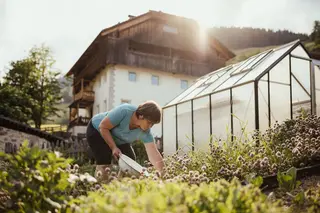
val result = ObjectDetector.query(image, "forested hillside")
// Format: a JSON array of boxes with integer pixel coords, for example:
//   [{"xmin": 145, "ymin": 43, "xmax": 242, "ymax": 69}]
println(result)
[{"xmin": 211, "ymin": 27, "xmax": 309, "ymax": 50}]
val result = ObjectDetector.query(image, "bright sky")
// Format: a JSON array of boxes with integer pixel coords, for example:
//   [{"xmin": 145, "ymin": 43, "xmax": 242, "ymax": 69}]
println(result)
[{"xmin": 0, "ymin": 0, "xmax": 319, "ymax": 79}]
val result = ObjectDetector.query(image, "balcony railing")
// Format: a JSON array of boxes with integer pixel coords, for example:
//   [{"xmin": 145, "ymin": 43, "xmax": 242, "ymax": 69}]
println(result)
[
  {"xmin": 74, "ymin": 90, "xmax": 95, "ymax": 102},
  {"xmin": 68, "ymin": 116, "xmax": 91, "ymax": 129}
]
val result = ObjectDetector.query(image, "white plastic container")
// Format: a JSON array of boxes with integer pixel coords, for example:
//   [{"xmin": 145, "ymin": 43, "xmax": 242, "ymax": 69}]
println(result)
[{"xmin": 118, "ymin": 154, "xmax": 149, "ymax": 177}]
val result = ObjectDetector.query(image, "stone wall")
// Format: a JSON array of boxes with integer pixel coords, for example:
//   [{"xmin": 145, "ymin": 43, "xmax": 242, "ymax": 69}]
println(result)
[{"xmin": 0, "ymin": 126, "xmax": 52, "ymax": 153}]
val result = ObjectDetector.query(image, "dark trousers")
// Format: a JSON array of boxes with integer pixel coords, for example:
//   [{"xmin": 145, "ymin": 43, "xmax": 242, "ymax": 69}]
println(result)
[{"xmin": 86, "ymin": 120, "xmax": 136, "ymax": 165}]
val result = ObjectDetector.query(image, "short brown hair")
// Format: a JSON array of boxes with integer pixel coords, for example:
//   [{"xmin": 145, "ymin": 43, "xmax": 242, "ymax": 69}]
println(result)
[{"xmin": 136, "ymin": 100, "xmax": 161, "ymax": 124}]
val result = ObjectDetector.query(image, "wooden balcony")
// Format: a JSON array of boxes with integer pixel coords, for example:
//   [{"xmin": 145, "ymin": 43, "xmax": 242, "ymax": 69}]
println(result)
[
  {"xmin": 124, "ymin": 50, "xmax": 219, "ymax": 77},
  {"xmin": 69, "ymin": 78, "xmax": 95, "ymax": 108},
  {"xmin": 74, "ymin": 90, "xmax": 95, "ymax": 102}
]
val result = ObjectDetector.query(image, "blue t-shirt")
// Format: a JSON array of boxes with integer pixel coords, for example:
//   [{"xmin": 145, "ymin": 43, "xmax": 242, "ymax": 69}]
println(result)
[{"xmin": 91, "ymin": 103, "xmax": 154, "ymax": 145}]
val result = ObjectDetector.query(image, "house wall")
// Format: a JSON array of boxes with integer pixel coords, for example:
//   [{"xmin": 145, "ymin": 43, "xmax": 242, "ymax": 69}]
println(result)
[
  {"xmin": 0, "ymin": 127, "xmax": 52, "ymax": 153},
  {"xmin": 91, "ymin": 66, "xmax": 111, "ymax": 115},
  {"xmin": 69, "ymin": 126, "xmax": 87, "ymax": 137},
  {"xmin": 77, "ymin": 64, "xmax": 196, "ymax": 138},
  {"xmin": 111, "ymin": 64, "xmax": 196, "ymax": 137},
  {"xmin": 72, "ymin": 64, "xmax": 197, "ymax": 138}
]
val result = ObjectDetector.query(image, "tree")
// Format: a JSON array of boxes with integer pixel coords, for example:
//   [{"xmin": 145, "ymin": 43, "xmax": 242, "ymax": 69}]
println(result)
[
  {"xmin": 0, "ymin": 84, "xmax": 32, "ymax": 123},
  {"xmin": 310, "ymin": 20, "xmax": 320, "ymax": 44},
  {"xmin": 2, "ymin": 44, "xmax": 63, "ymax": 128},
  {"xmin": 0, "ymin": 58, "xmax": 36, "ymax": 123}
]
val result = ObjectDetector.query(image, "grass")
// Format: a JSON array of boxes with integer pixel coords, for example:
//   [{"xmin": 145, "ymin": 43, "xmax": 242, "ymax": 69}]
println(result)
[
  {"xmin": 303, "ymin": 41, "xmax": 320, "ymax": 52},
  {"xmin": 30, "ymin": 123, "xmax": 68, "ymax": 132}
]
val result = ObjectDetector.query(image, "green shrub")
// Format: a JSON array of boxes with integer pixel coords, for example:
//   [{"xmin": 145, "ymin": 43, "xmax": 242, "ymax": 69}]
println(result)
[
  {"xmin": 66, "ymin": 178, "xmax": 287, "ymax": 213},
  {"xmin": 151, "ymin": 114, "xmax": 320, "ymax": 184},
  {"xmin": 0, "ymin": 141, "xmax": 73, "ymax": 212},
  {"xmin": 0, "ymin": 141, "xmax": 99, "ymax": 213}
]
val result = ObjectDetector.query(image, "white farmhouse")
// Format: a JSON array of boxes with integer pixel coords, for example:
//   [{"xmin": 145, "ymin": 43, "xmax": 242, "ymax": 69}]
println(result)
[{"xmin": 65, "ymin": 10, "xmax": 235, "ymax": 140}]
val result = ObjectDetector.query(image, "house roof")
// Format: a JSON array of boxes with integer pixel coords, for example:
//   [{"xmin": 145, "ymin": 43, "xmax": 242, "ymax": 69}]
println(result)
[
  {"xmin": 0, "ymin": 115, "xmax": 66, "ymax": 145},
  {"xmin": 164, "ymin": 40, "xmax": 310, "ymax": 108},
  {"xmin": 65, "ymin": 10, "xmax": 235, "ymax": 77}
]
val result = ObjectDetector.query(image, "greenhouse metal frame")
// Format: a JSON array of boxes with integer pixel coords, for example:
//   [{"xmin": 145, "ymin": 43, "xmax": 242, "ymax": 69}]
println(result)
[{"xmin": 161, "ymin": 40, "xmax": 320, "ymax": 155}]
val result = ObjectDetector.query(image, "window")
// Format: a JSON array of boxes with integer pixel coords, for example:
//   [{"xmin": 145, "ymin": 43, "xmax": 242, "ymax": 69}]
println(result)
[
  {"xmin": 121, "ymin": 99, "xmax": 131, "ymax": 104},
  {"xmin": 181, "ymin": 80, "xmax": 188, "ymax": 90},
  {"xmin": 151, "ymin": 75, "xmax": 159, "ymax": 85},
  {"xmin": 163, "ymin": 25, "xmax": 178, "ymax": 34},
  {"xmin": 129, "ymin": 72, "xmax": 136, "ymax": 82}
]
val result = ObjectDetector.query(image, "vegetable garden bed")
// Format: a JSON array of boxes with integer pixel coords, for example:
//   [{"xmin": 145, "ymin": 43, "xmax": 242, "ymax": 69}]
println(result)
[{"xmin": 0, "ymin": 114, "xmax": 319, "ymax": 213}]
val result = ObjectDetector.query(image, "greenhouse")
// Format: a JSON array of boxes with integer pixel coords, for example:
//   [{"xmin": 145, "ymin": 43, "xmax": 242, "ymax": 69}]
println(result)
[{"xmin": 162, "ymin": 40, "xmax": 320, "ymax": 156}]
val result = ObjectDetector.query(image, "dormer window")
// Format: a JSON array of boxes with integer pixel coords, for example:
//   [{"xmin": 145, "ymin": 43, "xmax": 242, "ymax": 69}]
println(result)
[{"xmin": 163, "ymin": 25, "xmax": 178, "ymax": 34}]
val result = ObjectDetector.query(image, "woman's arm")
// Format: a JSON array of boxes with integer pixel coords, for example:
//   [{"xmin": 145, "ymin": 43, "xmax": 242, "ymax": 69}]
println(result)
[
  {"xmin": 99, "ymin": 117, "xmax": 116, "ymax": 149},
  {"xmin": 144, "ymin": 142, "xmax": 165, "ymax": 174},
  {"xmin": 98, "ymin": 105, "xmax": 127, "ymax": 158},
  {"xmin": 99, "ymin": 117, "xmax": 121, "ymax": 158}
]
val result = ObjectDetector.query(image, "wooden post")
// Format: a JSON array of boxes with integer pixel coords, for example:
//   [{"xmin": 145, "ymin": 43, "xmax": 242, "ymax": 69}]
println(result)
[
  {"xmin": 81, "ymin": 78, "xmax": 84, "ymax": 99},
  {"xmin": 77, "ymin": 103, "xmax": 79, "ymax": 120}
]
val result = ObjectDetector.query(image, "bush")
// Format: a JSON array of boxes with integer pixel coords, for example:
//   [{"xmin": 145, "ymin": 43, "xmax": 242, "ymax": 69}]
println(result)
[
  {"xmin": 152, "ymin": 114, "xmax": 320, "ymax": 184},
  {"xmin": 0, "ymin": 141, "xmax": 73, "ymax": 212},
  {"xmin": 66, "ymin": 178, "xmax": 287, "ymax": 213},
  {"xmin": 0, "ymin": 141, "xmax": 98, "ymax": 213}
]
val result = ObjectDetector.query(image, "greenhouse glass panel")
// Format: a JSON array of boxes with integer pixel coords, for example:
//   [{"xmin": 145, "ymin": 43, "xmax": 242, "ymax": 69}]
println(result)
[
  {"xmin": 177, "ymin": 101, "xmax": 192, "ymax": 152},
  {"xmin": 214, "ymin": 70, "xmax": 247, "ymax": 92},
  {"xmin": 196, "ymin": 65, "xmax": 239, "ymax": 97},
  {"xmin": 291, "ymin": 45, "xmax": 310, "ymax": 58},
  {"xmin": 315, "ymin": 65, "xmax": 320, "ymax": 116},
  {"xmin": 269, "ymin": 56, "xmax": 290, "ymax": 84},
  {"xmin": 258, "ymin": 75, "xmax": 269, "ymax": 132},
  {"xmin": 269, "ymin": 63, "xmax": 291, "ymax": 126},
  {"xmin": 176, "ymin": 67, "xmax": 230, "ymax": 102},
  {"xmin": 162, "ymin": 106, "xmax": 176, "ymax": 156},
  {"xmin": 193, "ymin": 96, "xmax": 211, "ymax": 150},
  {"xmin": 292, "ymin": 76, "xmax": 311, "ymax": 117},
  {"xmin": 211, "ymin": 90, "xmax": 231, "ymax": 141},
  {"xmin": 236, "ymin": 42, "xmax": 296, "ymax": 85},
  {"xmin": 291, "ymin": 57, "xmax": 310, "ymax": 95},
  {"xmin": 231, "ymin": 50, "xmax": 273, "ymax": 76},
  {"xmin": 179, "ymin": 71, "xmax": 222, "ymax": 102},
  {"xmin": 232, "ymin": 83, "xmax": 255, "ymax": 139},
  {"xmin": 166, "ymin": 77, "xmax": 208, "ymax": 105},
  {"xmin": 214, "ymin": 51, "xmax": 274, "ymax": 92}
]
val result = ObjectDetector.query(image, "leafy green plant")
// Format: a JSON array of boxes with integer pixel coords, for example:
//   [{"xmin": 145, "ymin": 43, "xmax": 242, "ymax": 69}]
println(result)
[
  {"xmin": 0, "ymin": 141, "xmax": 74, "ymax": 212},
  {"xmin": 148, "ymin": 114, "xmax": 320, "ymax": 186},
  {"xmin": 277, "ymin": 167, "xmax": 300, "ymax": 192},
  {"xmin": 66, "ymin": 178, "xmax": 287, "ymax": 213},
  {"xmin": 245, "ymin": 173, "xmax": 264, "ymax": 188},
  {"xmin": 132, "ymin": 140, "xmax": 149, "ymax": 166}
]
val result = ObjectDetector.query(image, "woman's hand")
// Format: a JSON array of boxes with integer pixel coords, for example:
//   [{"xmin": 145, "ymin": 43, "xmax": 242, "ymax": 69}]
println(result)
[
  {"xmin": 144, "ymin": 142, "xmax": 165, "ymax": 173},
  {"xmin": 112, "ymin": 147, "xmax": 122, "ymax": 159}
]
